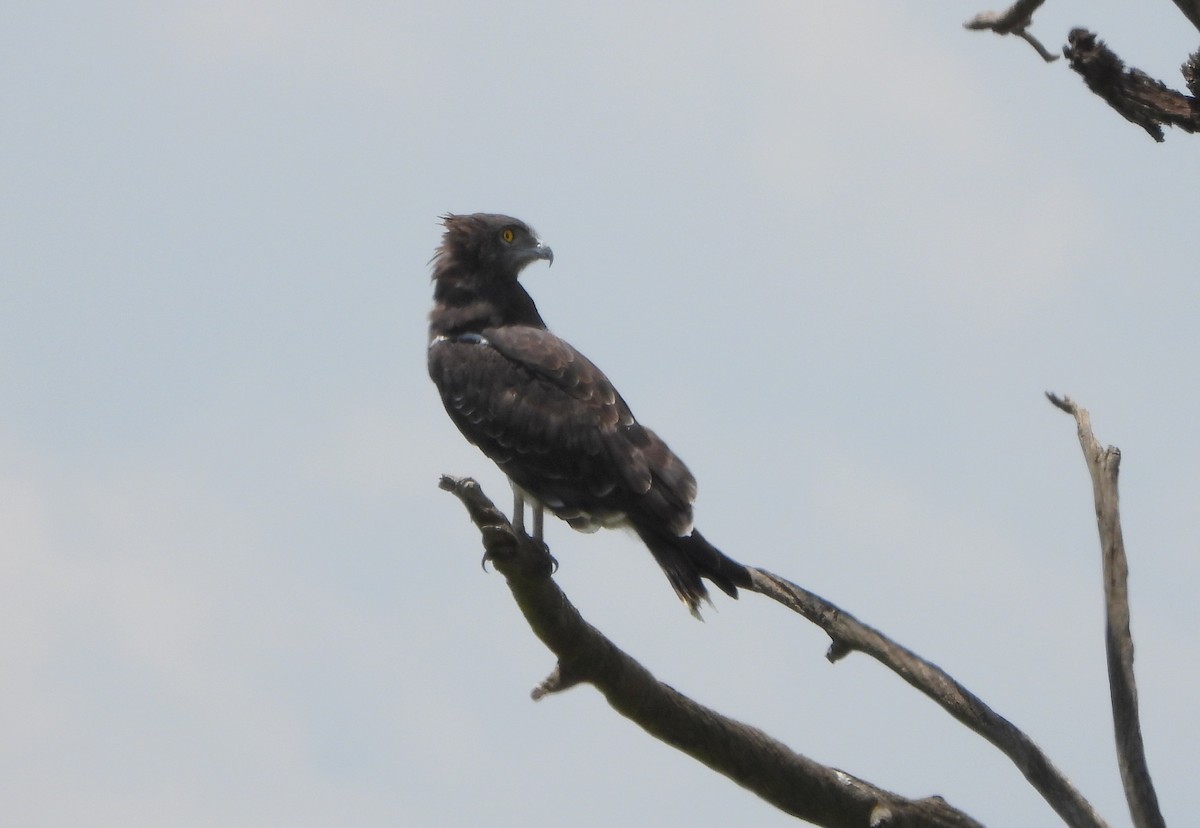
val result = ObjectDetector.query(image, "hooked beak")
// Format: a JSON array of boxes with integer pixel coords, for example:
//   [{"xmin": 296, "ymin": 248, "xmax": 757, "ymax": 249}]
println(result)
[{"xmin": 534, "ymin": 240, "xmax": 554, "ymax": 267}]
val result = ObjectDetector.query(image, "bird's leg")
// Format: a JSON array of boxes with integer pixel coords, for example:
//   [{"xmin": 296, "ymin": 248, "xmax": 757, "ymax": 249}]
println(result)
[
  {"xmin": 528, "ymin": 501, "xmax": 556, "ymax": 571},
  {"xmin": 507, "ymin": 483, "xmax": 554, "ymax": 571},
  {"xmin": 511, "ymin": 486, "xmax": 526, "ymax": 536},
  {"xmin": 532, "ymin": 503, "xmax": 544, "ymax": 542}
]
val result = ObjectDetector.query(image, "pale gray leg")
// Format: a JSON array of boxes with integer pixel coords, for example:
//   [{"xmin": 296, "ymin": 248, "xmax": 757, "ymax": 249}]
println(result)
[
  {"xmin": 511, "ymin": 486, "xmax": 526, "ymax": 536},
  {"xmin": 532, "ymin": 504, "xmax": 544, "ymax": 542}
]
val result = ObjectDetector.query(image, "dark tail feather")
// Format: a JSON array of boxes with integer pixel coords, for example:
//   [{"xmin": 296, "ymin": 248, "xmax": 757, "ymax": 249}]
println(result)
[{"xmin": 633, "ymin": 524, "xmax": 752, "ymax": 616}]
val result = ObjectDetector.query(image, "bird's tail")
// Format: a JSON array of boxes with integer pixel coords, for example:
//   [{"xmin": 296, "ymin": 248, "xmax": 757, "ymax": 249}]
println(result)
[{"xmin": 632, "ymin": 523, "xmax": 753, "ymax": 617}]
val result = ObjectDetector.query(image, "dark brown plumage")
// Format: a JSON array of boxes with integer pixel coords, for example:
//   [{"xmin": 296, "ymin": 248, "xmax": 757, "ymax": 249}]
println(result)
[{"xmin": 427, "ymin": 213, "xmax": 750, "ymax": 614}]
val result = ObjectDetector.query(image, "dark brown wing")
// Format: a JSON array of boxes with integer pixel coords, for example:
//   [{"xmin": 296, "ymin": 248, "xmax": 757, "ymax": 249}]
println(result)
[{"xmin": 427, "ymin": 325, "xmax": 695, "ymax": 534}]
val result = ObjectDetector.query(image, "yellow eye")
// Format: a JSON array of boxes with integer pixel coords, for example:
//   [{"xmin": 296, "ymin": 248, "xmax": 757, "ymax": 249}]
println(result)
[{"xmin": 501, "ymin": 228, "xmax": 515, "ymax": 243}]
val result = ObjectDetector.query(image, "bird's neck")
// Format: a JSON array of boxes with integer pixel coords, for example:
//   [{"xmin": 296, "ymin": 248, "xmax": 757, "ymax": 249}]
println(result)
[{"xmin": 429, "ymin": 270, "xmax": 546, "ymax": 338}]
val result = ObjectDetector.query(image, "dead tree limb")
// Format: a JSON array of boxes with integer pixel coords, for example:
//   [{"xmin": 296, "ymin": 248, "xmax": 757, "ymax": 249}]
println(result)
[
  {"xmin": 438, "ymin": 475, "xmax": 980, "ymax": 827},
  {"xmin": 1062, "ymin": 30, "xmax": 1200, "ymax": 142},
  {"xmin": 747, "ymin": 570, "xmax": 1106, "ymax": 828},
  {"xmin": 1170, "ymin": 0, "xmax": 1200, "ymax": 35},
  {"xmin": 439, "ymin": 474, "xmax": 1106, "ymax": 827},
  {"xmin": 1046, "ymin": 394, "xmax": 1166, "ymax": 828},
  {"xmin": 966, "ymin": 3, "xmax": 1200, "ymax": 140},
  {"xmin": 963, "ymin": 0, "xmax": 1059, "ymax": 62}
]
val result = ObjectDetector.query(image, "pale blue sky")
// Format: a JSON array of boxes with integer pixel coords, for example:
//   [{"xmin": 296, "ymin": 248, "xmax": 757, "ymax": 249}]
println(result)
[{"xmin": 2, "ymin": 2, "xmax": 1197, "ymax": 826}]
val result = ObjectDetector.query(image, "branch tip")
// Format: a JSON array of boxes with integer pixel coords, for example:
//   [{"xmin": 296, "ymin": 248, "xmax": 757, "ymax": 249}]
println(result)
[
  {"xmin": 964, "ymin": 0, "xmax": 1058, "ymax": 62},
  {"xmin": 827, "ymin": 640, "xmax": 853, "ymax": 663},
  {"xmin": 869, "ymin": 802, "xmax": 895, "ymax": 826},
  {"xmin": 531, "ymin": 662, "xmax": 585, "ymax": 700},
  {"xmin": 1045, "ymin": 391, "xmax": 1076, "ymax": 414}
]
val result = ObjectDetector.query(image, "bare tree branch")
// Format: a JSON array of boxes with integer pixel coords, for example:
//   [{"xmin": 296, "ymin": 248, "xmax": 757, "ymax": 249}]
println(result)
[
  {"xmin": 1169, "ymin": 0, "xmax": 1200, "ymax": 34},
  {"xmin": 964, "ymin": 0, "xmax": 1059, "ymax": 62},
  {"xmin": 1062, "ymin": 29, "xmax": 1200, "ymax": 142},
  {"xmin": 439, "ymin": 474, "xmax": 1108, "ymax": 827},
  {"xmin": 438, "ymin": 475, "xmax": 983, "ymax": 827},
  {"xmin": 1185, "ymin": 50, "xmax": 1200, "ymax": 100},
  {"xmin": 1045, "ymin": 394, "xmax": 1166, "ymax": 828},
  {"xmin": 746, "ymin": 570, "xmax": 1107, "ymax": 828},
  {"xmin": 967, "ymin": 3, "xmax": 1200, "ymax": 140}
]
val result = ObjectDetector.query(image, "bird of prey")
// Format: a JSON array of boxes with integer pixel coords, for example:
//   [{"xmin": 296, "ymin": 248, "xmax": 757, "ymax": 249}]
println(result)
[{"xmin": 427, "ymin": 213, "xmax": 750, "ymax": 614}]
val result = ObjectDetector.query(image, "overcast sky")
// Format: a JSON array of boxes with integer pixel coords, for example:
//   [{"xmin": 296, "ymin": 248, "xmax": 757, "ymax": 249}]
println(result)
[{"xmin": 3, "ymin": 2, "xmax": 1198, "ymax": 826}]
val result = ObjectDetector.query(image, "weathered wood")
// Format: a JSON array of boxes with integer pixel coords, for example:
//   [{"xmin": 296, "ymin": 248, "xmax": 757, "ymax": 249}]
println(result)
[
  {"xmin": 439, "ymin": 474, "xmax": 1106, "ymax": 826},
  {"xmin": 1046, "ymin": 395, "xmax": 1165, "ymax": 828}
]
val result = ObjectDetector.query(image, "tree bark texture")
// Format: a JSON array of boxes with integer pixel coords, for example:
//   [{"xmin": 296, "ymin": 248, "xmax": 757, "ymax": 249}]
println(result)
[
  {"xmin": 1046, "ymin": 394, "xmax": 1166, "ymax": 828},
  {"xmin": 1063, "ymin": 30, "xmax": 1200, "ymax": 142},
  {"xmin": 439, "ymin": 474, "xmax": 1108, "ymax": 827},
  {"xmin": 966, "ymin": 0, "xmax": 1200, "ymax": 140}
]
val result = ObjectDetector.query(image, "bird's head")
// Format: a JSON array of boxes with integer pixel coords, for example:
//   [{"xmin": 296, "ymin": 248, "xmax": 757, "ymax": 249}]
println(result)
[{"xmin": 435, "ymin": 213, "xmax": 553, "ymax": 282}]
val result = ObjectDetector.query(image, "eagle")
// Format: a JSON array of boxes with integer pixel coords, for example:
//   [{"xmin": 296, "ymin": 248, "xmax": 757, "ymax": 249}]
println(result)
[{"xmin": 427, "ymin": 213, "xmax": 751, "ymax": 614}]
